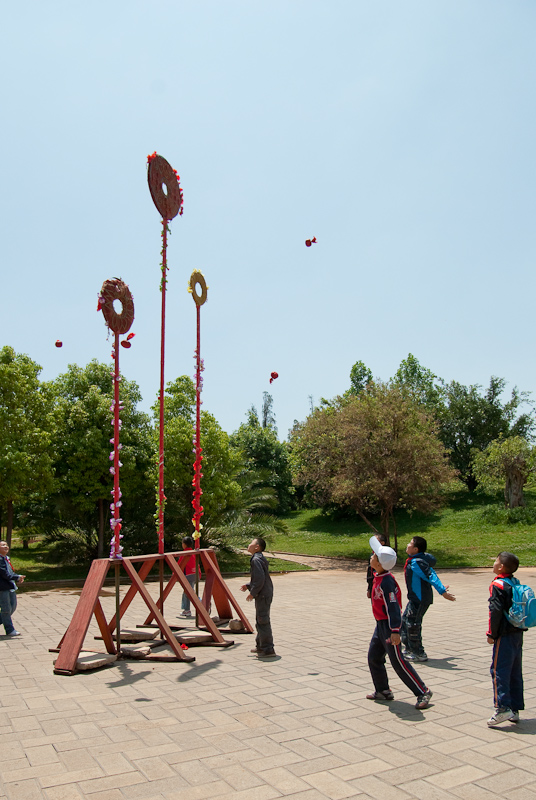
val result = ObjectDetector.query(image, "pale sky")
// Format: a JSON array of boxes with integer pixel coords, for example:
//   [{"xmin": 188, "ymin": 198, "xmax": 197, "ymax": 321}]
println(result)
[{"xmin": 2, "ymin": 1, "xmax": 535, "ymax": 438}]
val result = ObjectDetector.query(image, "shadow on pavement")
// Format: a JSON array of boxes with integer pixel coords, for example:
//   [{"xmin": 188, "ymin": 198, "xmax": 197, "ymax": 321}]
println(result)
[
  {"xmin": 105, "ymin": 662, "xmax": 153, "ymax": 687},
  {"xmin": 177, "ymin": 659, "xmax": 223, "ymax": 681},
  {"xmin": 422, "ymin": 657, "xmax": 462, "ymax": 670}
]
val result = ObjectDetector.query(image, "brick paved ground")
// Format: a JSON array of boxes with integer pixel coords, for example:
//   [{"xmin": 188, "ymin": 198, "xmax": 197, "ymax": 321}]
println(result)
[{"xmin": 1, "ymin": 565, "xmax": 536, "ymax": 800}]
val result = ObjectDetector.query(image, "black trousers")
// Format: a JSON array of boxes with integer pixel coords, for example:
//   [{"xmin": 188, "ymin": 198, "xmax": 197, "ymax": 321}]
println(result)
[
  {"xmin": 368, "ymin": 619, "xmax": 428, "ymax": 697},
  {"xmin": 255, "ymin": 594, "xmax": 274, "ymax": 652},
  {"xmin": 400, "ymin": 599, "xmax": 431, "ymax": 656}
]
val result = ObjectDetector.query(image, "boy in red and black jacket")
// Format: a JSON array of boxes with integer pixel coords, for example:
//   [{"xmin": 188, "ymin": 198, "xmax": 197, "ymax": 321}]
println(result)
[
  {"xmin": 366, "ymin": 536, "xmax": 433, "ymax": 709},
  {"xmin": 486, "ymin": 551, "xmax": 525, "ymax": 727}
]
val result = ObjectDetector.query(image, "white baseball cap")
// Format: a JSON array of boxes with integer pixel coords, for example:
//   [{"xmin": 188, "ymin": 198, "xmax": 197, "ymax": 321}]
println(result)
[{"xmin": 369, "ymin": 535, "xmax": 397, "ymax": 571}]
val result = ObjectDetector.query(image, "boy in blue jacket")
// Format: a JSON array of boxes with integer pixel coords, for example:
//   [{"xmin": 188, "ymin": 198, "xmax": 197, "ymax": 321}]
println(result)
[
  {"xmin": 401, "ymin": 536, "xmax": 456, "ymax": 661},
  {"xmin": 0, "ymin": 540, "xmax": 25, "ymax": 637}
]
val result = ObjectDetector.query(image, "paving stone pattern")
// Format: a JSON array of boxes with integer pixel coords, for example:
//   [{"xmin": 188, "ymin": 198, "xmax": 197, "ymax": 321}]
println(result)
[{"xmin": 1, "ymin": 566, "xmax": 536, "ymax": 800}]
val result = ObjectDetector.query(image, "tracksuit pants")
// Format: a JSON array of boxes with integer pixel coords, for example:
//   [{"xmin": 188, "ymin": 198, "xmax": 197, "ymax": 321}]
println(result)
[
  {"xmin": 368, "ymin": 619, "xmax": 429, "ymax": 697},
  {"xmin": 491, "ymin": 632, "xmax": 524, "ymax": 712}
]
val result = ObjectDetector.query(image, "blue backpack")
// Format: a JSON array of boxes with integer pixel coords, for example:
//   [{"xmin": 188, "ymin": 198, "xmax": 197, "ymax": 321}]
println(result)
[{"xmin": 502, "ymin": 577, "xmax": 536, "ymax": 629}]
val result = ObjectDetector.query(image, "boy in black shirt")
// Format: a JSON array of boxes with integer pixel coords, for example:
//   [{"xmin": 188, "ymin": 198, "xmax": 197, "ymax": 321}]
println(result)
[
  {"xmin": 487, "ymin": 551, "xmax": 525, "ymax": 726},
  {"xmin": 240, "ymin": 538, "xmax": 275, "ymax": 658}
]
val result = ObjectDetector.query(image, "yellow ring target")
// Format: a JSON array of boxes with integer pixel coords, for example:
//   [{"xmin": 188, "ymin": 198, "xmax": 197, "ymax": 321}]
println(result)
[{"xmin": 189, "ymin": 270, "xmax": 208, "ymax": 306}]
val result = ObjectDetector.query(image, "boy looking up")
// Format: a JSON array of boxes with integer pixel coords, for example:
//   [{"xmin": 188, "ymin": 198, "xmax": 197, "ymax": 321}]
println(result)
[
  {"xmin": 240, "ymin": 538, "xmax": 276, "ymax": 658},
  {"xmin": 401, "ymin": 536, "xmax": 456, "ymax": 662},
  {"xmin": 367, "ymin": 536, "xmax": 433, "ymax": 709},
  {"xmin": 487, "ymin": 551, "xmax": 525, "ymax": 726}
]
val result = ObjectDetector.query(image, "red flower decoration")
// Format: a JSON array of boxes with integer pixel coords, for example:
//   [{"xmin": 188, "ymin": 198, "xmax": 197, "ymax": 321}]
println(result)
[{"xmin": 147, "ymin": 151, "xmax": 157, "ymax": 163}]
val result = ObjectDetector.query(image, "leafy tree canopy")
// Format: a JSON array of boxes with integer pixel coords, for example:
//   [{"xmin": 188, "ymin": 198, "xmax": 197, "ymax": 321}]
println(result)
[
  {"xmin": 392, "ymin": 353, "xmax": 442, "ymax": 409},
  {"xmin": 0, "ymin": 346, "xmax": 55, "ymax": 544},
  {"xmin": 473, "ymin": 436, "xmax": 536, "ymax": 509},
  {"xmin": 46, "ymin": 360, "xmax": 154, "ymax": 557},
  {"xmin": 437, "ymin": 376, "xmax": 534, "ymax": 490},
  {"xmin": 231, "ymin": 400, "xmax": 295, "ymax": 514},
  {"xmin": 152, "ymin": 376, "xmax": 242, "ymax": 548},
  {"xmin": 291, "ymin": 382, "xmax": 456, "ymax": 548}
]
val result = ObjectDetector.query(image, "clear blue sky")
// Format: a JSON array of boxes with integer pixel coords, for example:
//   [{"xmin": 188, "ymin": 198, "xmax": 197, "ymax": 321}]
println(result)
[{"xmin": 2, "ymin": 1, "xmax": 535, "ymax": 439}]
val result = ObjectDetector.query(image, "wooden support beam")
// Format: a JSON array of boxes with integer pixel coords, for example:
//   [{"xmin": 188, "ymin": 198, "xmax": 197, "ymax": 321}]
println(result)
[
  {"xmin": 54, "ymin": 559, "xmax": 111, "ymax": 674},
  {"xmin": 120, "ymin": 558, "xmax": 195, "ymax": 662},
  {"xmin": 164, "ymin": 554, "xmax": 227, "ymax": 644}
]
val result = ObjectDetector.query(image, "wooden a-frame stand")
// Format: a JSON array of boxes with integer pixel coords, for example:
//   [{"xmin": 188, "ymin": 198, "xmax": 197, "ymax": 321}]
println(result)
[{"xmin": 53, "ymin": 548, "xmax": 253, "ymax": 676}]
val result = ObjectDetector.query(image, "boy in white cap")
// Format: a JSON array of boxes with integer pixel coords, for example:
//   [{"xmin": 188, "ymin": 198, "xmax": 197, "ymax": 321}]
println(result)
[{"xmin": 367, "ymin": 535, "xmax": 433, "ymax": 709}]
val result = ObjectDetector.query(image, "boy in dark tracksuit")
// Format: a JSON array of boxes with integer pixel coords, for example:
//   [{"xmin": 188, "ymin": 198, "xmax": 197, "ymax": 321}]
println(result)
[
  {"xmin": 401, "ymin": 536, "xmax": 456, "ymax": 662},
  {"xmin": 367, "ymin": 536, "xmax": 433, "ymax": 709},
  {"xmin": 240, "ymin": 537, "xmax": 275, "ymax": 658},
  {"xmin": 487, "ymin": 551, "xmax": 525, "ymax": 727}
]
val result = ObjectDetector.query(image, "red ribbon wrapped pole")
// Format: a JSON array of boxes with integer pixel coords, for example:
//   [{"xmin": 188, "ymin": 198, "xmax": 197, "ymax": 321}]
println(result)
[{"xmin": 147, "ymin": 153, "xmax": 184, "ymax": 553}]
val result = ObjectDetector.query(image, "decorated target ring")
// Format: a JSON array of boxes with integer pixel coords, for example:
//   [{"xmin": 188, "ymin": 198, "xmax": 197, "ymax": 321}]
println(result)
[
  {"xmin": 147, "ymin": 154, "xmax": 183, "ymax": 220},
  {"xmin": 188, "ymin": 270, "xmax": 208, "ymax": 306},
  {"xmin": 98, "ymin": 278, "xmax": 135, "ymax": 334}
]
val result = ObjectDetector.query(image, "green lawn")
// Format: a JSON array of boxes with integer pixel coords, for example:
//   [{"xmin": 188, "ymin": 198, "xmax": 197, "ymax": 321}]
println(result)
[
  {"xmin": 8, "ymin": 538, "xmax": 310, "ymax": 586},
  {"xmin": 9, "ymin": 487, "xmax": 536, "ymax": 581},
  {"xmin": 273, "ymin": 488, "xmax": 536, "ymax": 568}
]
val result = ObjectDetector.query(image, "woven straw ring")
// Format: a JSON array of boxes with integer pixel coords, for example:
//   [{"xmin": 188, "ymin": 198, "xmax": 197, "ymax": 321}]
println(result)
[
  {"xmin": 189, "ymin": 270, "xmax": 208, "ymax": 306},
  {"xmin": 147, "ymin": 154, "xmax": 182, "ymax": 220},
  {"xmin": 100, "ymin": 278, "xmax": 134, "ymax": 334}
]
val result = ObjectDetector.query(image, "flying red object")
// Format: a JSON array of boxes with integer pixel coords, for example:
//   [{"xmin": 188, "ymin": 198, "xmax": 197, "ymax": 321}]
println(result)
[
  {"xmin": 270, "ymin": 371, "xmax": 279, "ymax": 384},
  {"xmin": 55, "ymin": 340, "xmax": 63, "ymax": 348},
  {"xmin": 305, "ymin": 237, "xmax": 317, "ymax": 247}
]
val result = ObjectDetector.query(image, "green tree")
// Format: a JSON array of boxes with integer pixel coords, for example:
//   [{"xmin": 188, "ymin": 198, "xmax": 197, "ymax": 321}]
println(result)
[
  {"xmin": 437, "ymin": 377, "xmax": 534, "ymax": 490},
  {"xmin": 291, "ymin": 383, "xmax": 456, "ymax": 549},
  {"xmin": 0, "ymin": 347, "xmax": 54, "ymax": 545},
  {"xmin": 392, "ymin": 353, "xmax": 442, "ymax": 410},
  {"xmin": 348, "ymin": 360, "xmax": 373, "ymax": 395},
  {"xmin": 47, "ymin": 360, "xmax": 154, "ymax": 560},
  {"xmin": 152, "ymin": 376, "xmax": 242, "ymax": 547},
  {"xmin": 231, "ymin": 406, "xmax": 295, "ymax": 514},
  {"xmin": 473, "ymin": 436, "xmax": 536, "ymax": 508}
]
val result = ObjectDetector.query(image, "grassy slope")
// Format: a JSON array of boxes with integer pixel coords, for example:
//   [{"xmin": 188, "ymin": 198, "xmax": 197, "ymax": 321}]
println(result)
[{"xmin": 272, "ymin": 488, "xmax": 536, "ymax": 568}]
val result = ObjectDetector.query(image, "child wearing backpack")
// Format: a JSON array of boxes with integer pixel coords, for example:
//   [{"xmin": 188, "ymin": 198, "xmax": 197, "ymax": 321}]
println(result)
[{"xmin": 487, "ymin": 551, "xmax": 527, "ymax": 726}]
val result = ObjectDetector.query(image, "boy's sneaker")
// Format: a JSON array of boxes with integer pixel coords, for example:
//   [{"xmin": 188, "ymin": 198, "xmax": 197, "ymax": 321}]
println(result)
[
  {"xmin": 406, "ymin": 652, "xmax": 428, "ymax": 662},
  {"xmin": 366, "ymin": 689, "xmax": 394, "ymax": 701},
  {"xmin": 178, "ymin": 611, "xmax": 192, "ymax": 618},
  {"xmin": 510, "ymin": 710, "xmax": 520, "ymax": 723},
  {"xmin": 487, "ymin": 707, "xmax": 514, "ymax": 727},
  {"xmin": 415, "ymin": 690, "xmax": 433, "ymax": 709},
  {"xmin": 7, "ymin": 630, "xmax": 21, "ymax": 637}
]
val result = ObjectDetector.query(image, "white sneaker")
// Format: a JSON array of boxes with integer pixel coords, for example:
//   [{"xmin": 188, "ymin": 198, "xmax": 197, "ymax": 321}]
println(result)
[
  {"xmin": 178, "ymin": 611, "xmax": 192, "ymax": 618},
  {"xmin": 7, "ymin": 630, "xmax": 21, "ymax": 637},
  {"xmin": 487, "ymin": 708, "xmax": 514, "ymax": 726}
]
